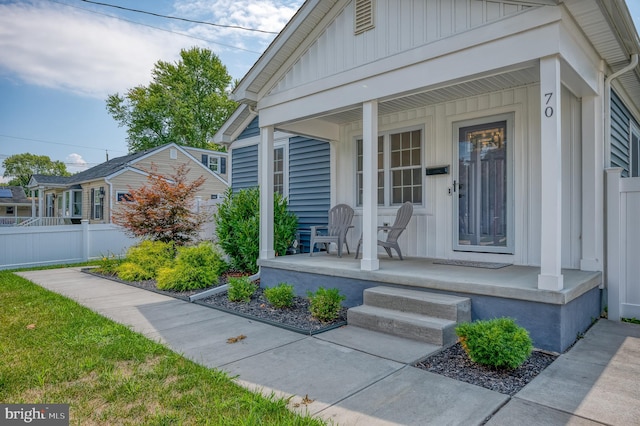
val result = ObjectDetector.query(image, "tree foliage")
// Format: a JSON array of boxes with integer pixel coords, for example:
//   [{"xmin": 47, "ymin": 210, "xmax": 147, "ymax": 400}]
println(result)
[
  {"xmin": 112, "ymin": 164, "xmax": 207, "ymax": 245},
  {"xmin": 2, "ymin": 153, "xmax": 70, "ymax": 190},
  {"xmin": 106, "ymin": 47, "xmax": 237, "ymax": 153}
]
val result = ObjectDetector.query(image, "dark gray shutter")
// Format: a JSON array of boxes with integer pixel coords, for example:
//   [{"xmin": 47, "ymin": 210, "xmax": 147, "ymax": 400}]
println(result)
[
  {"xmin": 201, "ymin": 154, "xmax": 208, "ymax": 166},
  {"xmin": 90, "ymin": 189, "xmax": 95, "ymax": 219},
  {"xmin": 220, "ymin": 157, "xmax": 227, "ymax": 174}
]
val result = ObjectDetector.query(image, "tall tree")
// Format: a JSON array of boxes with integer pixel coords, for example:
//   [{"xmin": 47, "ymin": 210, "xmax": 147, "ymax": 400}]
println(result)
[
  {"xmin": 2, "ymin": 153, "xmax": 70, "ymax": 190},
  {"xmin": 106, "ymin": 47, "xmax": 237, "ymax": 153}
]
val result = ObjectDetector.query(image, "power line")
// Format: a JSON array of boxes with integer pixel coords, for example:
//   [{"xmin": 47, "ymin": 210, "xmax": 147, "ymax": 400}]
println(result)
[
  {"xmin": 49, "ymin": 0, "xmax": 263, "ymax": 55},
  {"xmin": 0, "ymin": 134, "xmax": 127, "ymax": 155},
  {"xmin": 79, "ymin": 0, "xmax": 280, "ymax": 35}
]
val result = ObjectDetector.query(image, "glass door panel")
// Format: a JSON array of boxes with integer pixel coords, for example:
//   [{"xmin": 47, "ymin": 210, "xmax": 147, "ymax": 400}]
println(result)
[{"xmin": 456, "ymin": 120, "xmax": 510, "ymax": 252}]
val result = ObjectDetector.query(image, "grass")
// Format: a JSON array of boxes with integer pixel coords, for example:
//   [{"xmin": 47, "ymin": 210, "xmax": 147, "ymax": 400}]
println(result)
[
  {"xmin": 0, "ymin": 270, "xmax": 325, "ymax": 425},
  {"xmin": 622, "ymin": 317, "xmax": 640, "ymax": 325}
]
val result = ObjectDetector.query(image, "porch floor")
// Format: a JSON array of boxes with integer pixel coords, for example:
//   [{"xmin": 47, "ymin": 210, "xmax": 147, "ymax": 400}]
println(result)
[{"xmin": 259, "ymin": 254, "xmax": 602, "ymax": 306}]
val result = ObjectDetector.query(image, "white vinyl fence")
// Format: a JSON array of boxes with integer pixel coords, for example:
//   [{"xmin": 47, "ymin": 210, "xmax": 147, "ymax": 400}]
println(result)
[
  {"xmin": 606, "ymin": 168, "xmax": 640, "ymax": 320},
  {"xmin": 0, "ymin": 221, "xmax": 139, "ymax": 270}
]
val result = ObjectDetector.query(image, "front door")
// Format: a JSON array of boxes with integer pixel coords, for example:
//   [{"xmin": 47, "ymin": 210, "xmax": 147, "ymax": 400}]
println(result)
[{"xmin": 454, "ymin": 115, "xmax": 513, "ymax": 253}]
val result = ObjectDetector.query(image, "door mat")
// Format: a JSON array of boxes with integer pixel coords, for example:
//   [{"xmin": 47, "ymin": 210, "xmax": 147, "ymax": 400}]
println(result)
[{"xmin": 432, "ymin": 260, "xmax": 512, "ymax": 269}]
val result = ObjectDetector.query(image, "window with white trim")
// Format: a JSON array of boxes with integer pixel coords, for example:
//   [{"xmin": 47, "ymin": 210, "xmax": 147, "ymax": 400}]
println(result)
[
  {"xmin": 201, "ymin": 154, "xmax": 226, "ymax": 174},
  {"xmin": 356, "ymin": 128, "xmax": 423, "ymax": 206},
  {"xmin": 116, "ymin": 191, "xmax": 133, "ymax": 202},
  {"xmin": 631, "ymin": 122, "xmax": 640, "ymax": 177},
  {"xmin": 274, "ymin": 146, "xmax": 285, "ymax": 195},
  {"xmin": 64, "ymin": 190, "xmax": 82, "ymax": 217}
]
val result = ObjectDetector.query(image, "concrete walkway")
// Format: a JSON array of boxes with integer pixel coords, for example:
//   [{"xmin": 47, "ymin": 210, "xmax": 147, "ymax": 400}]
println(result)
[{"xmin": 16, "ymin": 268, "xmax": 640, "ymax": 426}]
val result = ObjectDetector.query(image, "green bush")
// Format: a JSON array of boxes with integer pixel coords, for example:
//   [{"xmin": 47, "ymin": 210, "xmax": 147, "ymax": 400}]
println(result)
[
  {"xmin": 95, "ymin": 252, "xmax": 124, "ymax": 275},
  {"xmin": 116, "ymin": 262, "xmax": 153, "ymax": 281},
  {"xmin": 121, "ymin": 240, "xmax": 176, "ymax": 279},
  {"xmin": 264, "ymin": 283, "xmax": 295, "ymax": 309},
  {"xmin": 307, "ymin": 287, "xmax": 345, "ymax": 322},
  {"xmin": 455, "ymin": 317, "xmax": 533, "ymax": 369},
  {"xmin": 156, "ymin": 242, "xmax": 227, "ymax": 291},
  {"xmin": 227, "ymin": 276, "xmax": 256, "ymax": 303},
  {"xmin": 215, "ymin": 187, "xmax": 298, "ymax": 274}
]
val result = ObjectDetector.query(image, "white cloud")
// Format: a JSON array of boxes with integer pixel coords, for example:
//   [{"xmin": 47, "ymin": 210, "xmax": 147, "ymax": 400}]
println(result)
[
  {"xmin": 66, "ymin": 153, "xmax": 89, "ymax": 173},
  {"xmin": 0, "ymin": 1, "xmax": 192, "ymax": 99}
]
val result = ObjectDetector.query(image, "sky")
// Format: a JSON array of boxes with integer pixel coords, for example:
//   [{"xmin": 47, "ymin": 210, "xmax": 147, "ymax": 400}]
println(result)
[
  {"xmin": 0, "ymin": 0, "xmax": 303, "ymax": 180},
  {"xmin": 0, "ymin": 0, "xmax": 640, "ymax": 182}
]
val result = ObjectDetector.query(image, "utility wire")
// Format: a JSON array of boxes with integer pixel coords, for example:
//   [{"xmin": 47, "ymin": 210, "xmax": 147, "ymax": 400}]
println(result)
[
  {"xmin": 49, "ymin": 0, "xmax": 263, "ymax": 54},
  {"xmin": 0, "ymin": 134, "xmax": 127, "ymax": 154},
  {"xmin": 79, "ymin": 0, "xmax": 280, "ymax": 34}
]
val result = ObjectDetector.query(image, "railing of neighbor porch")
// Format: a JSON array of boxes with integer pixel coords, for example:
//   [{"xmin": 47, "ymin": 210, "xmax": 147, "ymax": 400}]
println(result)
[{"xmin": 606, "ymin": 168, "xmax": 640, "ymax": 321}]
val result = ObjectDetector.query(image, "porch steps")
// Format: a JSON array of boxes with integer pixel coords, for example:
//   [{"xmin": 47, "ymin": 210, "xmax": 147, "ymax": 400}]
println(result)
[{"xmin": 347, "ymin": 286, "xmax": 471, "ymax": 346}]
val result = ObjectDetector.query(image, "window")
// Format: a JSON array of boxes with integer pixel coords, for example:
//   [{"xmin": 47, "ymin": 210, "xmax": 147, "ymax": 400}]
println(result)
[
  {"xmin": 201, "ymin": 154, "xmax": 226, "ymax": 174},
  {"xmin": 6, "ymin": 206, "xmax": 14, "ymax": 215},
  {"xmin": 64, "ymin": 190, "xmax": 82, "ymax": 217},
  {"xmin": 631, "ymin": 122, "xmax": 640, "ymax": 177},
  {"xmin": 356, "ymin": 129, "xmax": 423, "ymax": 206},
  {"xmin": 274, "ymin": 147, "xmax": 285, "ymax": 195},
  {"xmin": 92, "ymin": 187, "xmax": 104, "ymax": 220},
  {"xmin": 116, "ymin": 191, "xmax": 132, "ymax": 202}
]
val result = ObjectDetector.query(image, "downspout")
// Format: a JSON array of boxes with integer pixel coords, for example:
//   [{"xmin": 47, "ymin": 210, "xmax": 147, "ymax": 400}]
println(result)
[{"xmin": 604, "ymin": 54, "xmax": 638, "ymax": 167}]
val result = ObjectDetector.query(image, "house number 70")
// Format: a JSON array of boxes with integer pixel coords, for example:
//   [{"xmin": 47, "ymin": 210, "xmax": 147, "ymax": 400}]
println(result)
[{"xmin": 544, "ymin": 92, "xmax": 554, "ymax": 117}]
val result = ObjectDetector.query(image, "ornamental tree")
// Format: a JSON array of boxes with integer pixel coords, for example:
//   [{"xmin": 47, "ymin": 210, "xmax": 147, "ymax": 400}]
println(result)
[{"xmin": 112, "ymin": 164, "xmax": 207, "ymax": 245}]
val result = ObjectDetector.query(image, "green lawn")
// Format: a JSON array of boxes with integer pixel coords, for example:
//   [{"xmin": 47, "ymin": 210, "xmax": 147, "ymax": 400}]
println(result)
[{"xmin": 0, "ymin": 271, "xmax": 325, "ymax": 425}]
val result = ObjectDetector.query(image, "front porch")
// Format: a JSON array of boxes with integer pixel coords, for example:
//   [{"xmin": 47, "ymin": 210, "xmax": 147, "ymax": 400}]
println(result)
[{"xmin": 259, "ymin": 254, "xmax": 602, "ymax": 353}]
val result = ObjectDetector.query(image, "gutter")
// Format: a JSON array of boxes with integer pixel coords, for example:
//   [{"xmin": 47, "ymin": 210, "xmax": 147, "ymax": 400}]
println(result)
[{"xmin": 604, "ymin": 54, "xmax": 639, "ymax": 167}]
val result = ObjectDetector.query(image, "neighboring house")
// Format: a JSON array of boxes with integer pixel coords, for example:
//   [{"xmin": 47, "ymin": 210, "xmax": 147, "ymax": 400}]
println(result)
[
  {"xmin": 0, "ymin": 186, "xmax": 33, "ymax": 225},
  {"xmin": 214, "ymin": 0, "xmax": 640, "ymax": 352},
  {"xmin": 27, "ymin": 143, "xmax": 228, "ymax": 225}
]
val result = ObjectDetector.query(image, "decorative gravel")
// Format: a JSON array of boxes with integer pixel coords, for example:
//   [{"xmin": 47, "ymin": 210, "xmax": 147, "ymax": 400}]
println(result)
[
  {"xmin": 198, "ymin": 287, "xmax": 348, "ymax": 334},
  {"xmin": 414, "ymin": 343, "xmax": 558, "ymax": 396}
]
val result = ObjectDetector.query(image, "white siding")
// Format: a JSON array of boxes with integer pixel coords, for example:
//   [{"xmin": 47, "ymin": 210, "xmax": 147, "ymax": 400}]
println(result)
[
  {"xmin": 272, "ymin": 0, "xmax": 534, "ymax": 95},
  {"xmin": 336, "ymin": 84, "xmax": 582, "ymax": 268}
]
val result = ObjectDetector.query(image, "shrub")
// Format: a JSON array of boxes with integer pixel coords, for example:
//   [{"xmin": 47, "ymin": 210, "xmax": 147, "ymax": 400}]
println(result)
[
  {"xmin": 95, "ymin": 252, "xmax": 123, "ymax": 275},
  {"xmin": 307, "ymin": 287, "xmax": 345, "ymax": 322},
  {"xmin": 116, "ymin": 262, "xmax": 153, "ymax": 282},
  {"xmin": 121, "ymin": 240, "xmax": 175, "ymax": 279},
  {"xmin": 264, "ymin": 283, "xmax": 295, "ymax": 309},
  {"xmin": 455, "ymin": 317, "xmax": 533, "ymax": 369},
  {"xmin": 215, "ymin": 187, "xmax": 298, "ymax": 274},
  {"xmin": 227, "ymin": 276, "xmax": 256, "ymax": 303},
  {"xmin": 156, "ymin": 242, "xmax": 227, "ymax": 291}
]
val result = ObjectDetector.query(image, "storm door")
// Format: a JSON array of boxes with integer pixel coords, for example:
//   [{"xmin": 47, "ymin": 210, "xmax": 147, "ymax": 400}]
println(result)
[{"xmin": 454, "ymin": 116, "xmax": 513, "ymax": 253}]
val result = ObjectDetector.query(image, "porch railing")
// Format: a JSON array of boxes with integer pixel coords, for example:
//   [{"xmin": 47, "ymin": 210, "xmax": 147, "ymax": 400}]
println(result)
[
  {"xmin": 17, "ymin": 217, "xmax": 72, "ymax": 227},
  {"xmin": 606, "ymin": 168, "xmax": 640, "ymax": 321}
]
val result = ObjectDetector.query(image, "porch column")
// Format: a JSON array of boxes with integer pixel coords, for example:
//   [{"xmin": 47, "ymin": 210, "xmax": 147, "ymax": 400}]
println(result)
[
  {"xmin": 580, "ymin": 65, "xmax": 605, "ymax": 272},
  {"xmin": 31, "ymin": 189, "xmax": 36, "ymax": 217},
  {"xmin": 259, "ymin": 125, "xmax": 275, "ymax": 260},
  {"xmin": 538, "ymin": 55, "xmax": 564, "ymax": 290},
  {"xmin": 361, "ymin": 100, "xmax": 379, "ymax": 271}
]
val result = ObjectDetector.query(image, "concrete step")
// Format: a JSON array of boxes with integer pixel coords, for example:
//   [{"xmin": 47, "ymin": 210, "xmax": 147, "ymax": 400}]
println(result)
[
  {"xmin": 347, "ymin": 304, "xmax": 458, "ymax": 346},
  {"xmin": 363, "ymin": 286, "xmax": 471, "ymax": 323}
]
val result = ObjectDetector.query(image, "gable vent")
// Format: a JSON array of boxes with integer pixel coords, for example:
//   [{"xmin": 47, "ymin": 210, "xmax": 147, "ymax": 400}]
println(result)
[{"xmin": 354, "ymin": 0, "xmax": 374, "ymax": 35}]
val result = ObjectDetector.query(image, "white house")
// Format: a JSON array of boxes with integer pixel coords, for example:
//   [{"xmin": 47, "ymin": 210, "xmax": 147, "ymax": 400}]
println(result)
[{"xmin": 215, "ymin": 0, "xmax": 640, "ymax": 352}]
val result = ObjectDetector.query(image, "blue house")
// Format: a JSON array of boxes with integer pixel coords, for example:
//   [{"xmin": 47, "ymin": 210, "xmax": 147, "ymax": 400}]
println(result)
[{"xmin": 214, "ymin": 0, "xmax": 640, "ymax": 352}]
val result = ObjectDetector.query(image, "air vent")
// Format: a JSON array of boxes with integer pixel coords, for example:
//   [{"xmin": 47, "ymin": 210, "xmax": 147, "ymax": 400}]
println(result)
[{"xmin": 354, "ymin": 0, "xmax": 374, "ymax": 35}]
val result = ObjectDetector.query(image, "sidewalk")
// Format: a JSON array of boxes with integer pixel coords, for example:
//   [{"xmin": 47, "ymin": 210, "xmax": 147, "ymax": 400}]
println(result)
[{"xmin": 17, "ymin": 268, "xmax": 640, "ymax": 425}]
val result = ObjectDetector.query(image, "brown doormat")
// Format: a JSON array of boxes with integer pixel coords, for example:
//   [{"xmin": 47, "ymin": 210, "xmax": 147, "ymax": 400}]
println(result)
[{"xmin": 432, "ymin": 260, "xmax": 512, "ymax": 269}]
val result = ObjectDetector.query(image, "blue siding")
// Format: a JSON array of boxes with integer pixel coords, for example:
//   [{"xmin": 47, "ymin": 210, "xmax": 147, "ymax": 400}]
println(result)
[
  {"xmin": 231, "ymin": 145, "xmax": 258, "ymax": 192},
  {"xmin": 610, "ymin": 90, "xmax": 640, "ymax": 177},
  {"xmin": 288, "ymin": 136, "xmax": 331, "ymax": 253},
  {"xmin": 238, "ymin": 117, "xmax": 260, "ymax": 140}
]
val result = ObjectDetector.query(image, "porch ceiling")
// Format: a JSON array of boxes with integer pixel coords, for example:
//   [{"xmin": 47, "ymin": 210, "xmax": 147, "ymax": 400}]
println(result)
[{"xmin": 304, "ymin": 65, "xmax": 540, "ymax": 126}]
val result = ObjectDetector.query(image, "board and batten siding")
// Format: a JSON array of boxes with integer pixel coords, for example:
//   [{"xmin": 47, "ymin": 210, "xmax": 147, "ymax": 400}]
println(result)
[
  {"xmin": 610, "ymin": 89, "xmax": 639, "ymax": 177},
  {"xmin": 337, "ymin": 84, "xmax": 582, "ymax": 268},
  {"xmin": 288, "ymin": 136, "xmax": 331, "ymax": 253},
  {"xmin": 273, "ymin": 0, "xmax": 535, "ymax": 95}
]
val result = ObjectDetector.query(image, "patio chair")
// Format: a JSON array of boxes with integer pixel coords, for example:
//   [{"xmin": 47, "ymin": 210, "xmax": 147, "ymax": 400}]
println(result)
[
  {"xmin": 309, "ymin": 204, "xmax": 354, "ymax": 257},
  {"xmin": 355, "ymin": 201, "xmax": 413, "ymax": 260}
]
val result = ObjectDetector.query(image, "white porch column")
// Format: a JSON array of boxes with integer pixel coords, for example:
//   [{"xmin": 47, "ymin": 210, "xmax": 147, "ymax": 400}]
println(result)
[
  {"xmin": 31, "ymin": 189, "xmax": 36, "ymax": 217},
  {"xmin": 538, "ymin": 55, "xmax": 564, "ymax": 290},
  {"xmin": 580, "ymin": 66, "xmax": 604, "ymax": 272},
  {"xmin": 259, "ymin": 125, "xmax": 275, "ymax": 260},
  {"xmin": 360, "ymin": 100, "xmax": 379, "ymax": 271}
]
